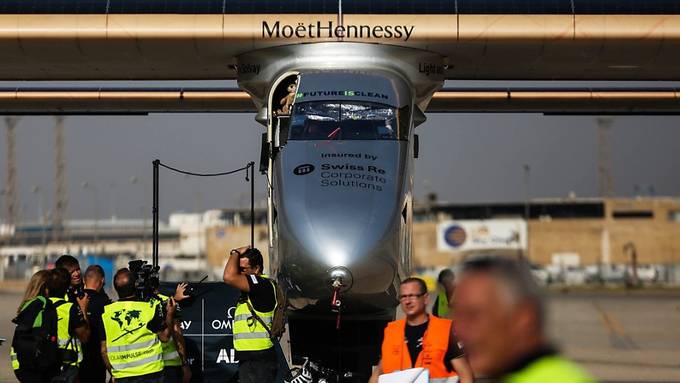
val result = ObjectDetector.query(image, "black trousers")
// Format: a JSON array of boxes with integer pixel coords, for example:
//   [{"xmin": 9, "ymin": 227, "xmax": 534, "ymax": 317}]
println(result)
[
  {"xmin": 79, "ymin": 358, "xmax": 107, "ymax": 383},
  {"xmin": 163, "ymin": 366, "xmax": 183, "ymax": 383},
  {"xmin": 14, "ymin": 369, "xmax": 55, "ymax": 383},
  {"xmin": 116, "ymin": 371, "xmax": 163, "ymax": 383},
  {"xmin": 239, "ymin": 358, "xmax": 278, "ymax": 383}
]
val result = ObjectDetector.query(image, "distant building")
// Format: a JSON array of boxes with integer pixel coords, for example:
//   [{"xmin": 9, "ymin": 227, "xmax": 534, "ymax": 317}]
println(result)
[{"xmin": 415, "ymin": 197, "xmax": 680, "ymax": 272}]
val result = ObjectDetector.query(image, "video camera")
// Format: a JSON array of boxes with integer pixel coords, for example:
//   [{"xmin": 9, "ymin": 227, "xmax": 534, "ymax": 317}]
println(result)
[
  {"xmin": 67, "ymin": 284, "xmax": 85, "ymax": 300},
  {"xmin": 128, "ymin": 260, "xmax": 160, "ymax": 301}
]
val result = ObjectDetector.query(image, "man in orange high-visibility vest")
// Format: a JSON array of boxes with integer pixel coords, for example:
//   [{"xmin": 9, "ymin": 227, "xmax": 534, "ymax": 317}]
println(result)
[{"xmin": 369, "ymin": 277, "xmax": 474, "ymax": 383}]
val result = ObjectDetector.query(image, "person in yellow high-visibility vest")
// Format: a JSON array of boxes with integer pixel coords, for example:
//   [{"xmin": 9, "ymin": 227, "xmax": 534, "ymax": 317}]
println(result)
[
  {"xmin": 10, "ymin": 270, "xmax": 58, "ymax": 383},
  {"xmin": 223, "ymin": 246, "xmax": 278, "ymax": 383},
  {"xmin": 433, "ymin": 269, "xmax": 456, "ymax": 319},
  {"xmin": 454, "ymin": 257, "xmax": 596, "ymax": 383},
  {"xmin": 55, "ymin": 255, "xmax": 83, "ymax": 303},
  {"xmin": 47, "ymin": 267, "xmax": 91, "ymax": 377},
  {"xmin": 101, "ymin": 268, "xmax": 175, "ymax": 383},
  {"xmin": 152, "ymin": 283, "xmax": 192, "ymax": 383}
]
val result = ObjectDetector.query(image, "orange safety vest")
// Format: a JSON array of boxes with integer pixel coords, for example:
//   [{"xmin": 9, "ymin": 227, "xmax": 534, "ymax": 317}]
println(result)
[{"xmin": 381, "ymin": 316, "xmax": 457, "ymax": 379}]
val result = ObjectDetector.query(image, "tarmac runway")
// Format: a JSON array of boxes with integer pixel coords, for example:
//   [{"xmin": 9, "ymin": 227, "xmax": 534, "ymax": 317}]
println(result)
[
  {"xmin": 547, "ymin": 291, "xmax": 680, "ymax": 383},
  {"xmin": 0, "ymin": 290, "xmax": 677, "ymax": 382}
]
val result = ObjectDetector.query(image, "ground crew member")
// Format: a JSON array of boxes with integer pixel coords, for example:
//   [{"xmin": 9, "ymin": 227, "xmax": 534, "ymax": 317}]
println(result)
[
  {"xmin": 81, "ymin": 265, "xmax": 112, "ymax": 383},
  {"xmin": 11, "ymin": 270, "xmax": 55, "ymax": 383},
  {"xmin": 433, "ymin": 269, "xmax": 455, "ymax": 318},
  {"xmin": 223, "ymin": 246, "xmax": 278, "ymax": 383},
  {"xmin": 101, "ymin": 268, "xmax": 175, "ymax": 383},
  {"xmin": 369, "ymin": 277, "xmax": 474, "ymax": 383},
  {"xmin": 153, "ymin": 283, "xmax": 192, "ymax": 383},
  {"xmin": 46, "ymin": 268, "xmax": 90, "ymax": 377},
  {"xmin": 453, "ymin": 256, "xmax": 596, "ymax": 383},
  {"xmin": 55, "ymin": 255, "xmax": 83, "ymax": 303}
]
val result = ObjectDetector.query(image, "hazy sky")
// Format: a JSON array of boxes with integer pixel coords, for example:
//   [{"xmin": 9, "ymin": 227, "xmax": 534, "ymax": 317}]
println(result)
[{"xmin": 1, "ymin": 81, "xmax": 679, "ymax": 222}]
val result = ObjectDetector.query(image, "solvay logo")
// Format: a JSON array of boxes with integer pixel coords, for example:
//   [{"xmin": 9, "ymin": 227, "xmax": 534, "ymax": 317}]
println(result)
[
  {"xmin": 293, "ymin": 164, "xmax": 315, "ymax": 175},
  {"xmin": 444, "ymin": 225, "xmax": 467, "ymax": 248}
]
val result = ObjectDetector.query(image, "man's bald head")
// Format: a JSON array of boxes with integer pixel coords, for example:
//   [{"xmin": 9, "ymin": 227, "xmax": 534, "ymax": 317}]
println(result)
[
  {"xmin": 114, "ymin": 268, "xmax": 135, "ymax": 299},
  {"xmin": 84, "ymin": 265, "xmax": 105, "ymax": 291}
]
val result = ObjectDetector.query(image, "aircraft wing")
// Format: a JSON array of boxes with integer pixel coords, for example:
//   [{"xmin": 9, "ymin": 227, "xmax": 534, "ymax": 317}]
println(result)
[
  {"xmin": 1, "ymin": 87, "xmax": 679, "ymax": 115},
  {"xmin": 0, "ymin": 1, "xmax": 680, "ymax": 80}
]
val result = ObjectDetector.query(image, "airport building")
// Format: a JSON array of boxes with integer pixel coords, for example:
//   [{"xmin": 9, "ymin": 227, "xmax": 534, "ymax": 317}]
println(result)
[
  {"xmin": 417, "ymin": 197, "xmax": 680, "ymax": 264},
  {"xmin": 417, "ymin": 197, "xmax": 680, "ymax": 284}
]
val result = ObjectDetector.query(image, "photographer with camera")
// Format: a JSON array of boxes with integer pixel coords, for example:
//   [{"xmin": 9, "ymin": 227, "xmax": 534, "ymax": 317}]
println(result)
[
  {"xmin": 101, "ymin": 267, "xmax": 176, "ymax": 383},
  {"xmin": 55, "ymin": 255, "xmax": 84, "ymax": 303},
  {"xmin": 152, "ymin": 282, "xmax": 192, "ymax": 383},
  {"xmin": 223, "ymin": 245, "xmax": 280, "ymax": 383},
  {"xmin": 47, "ymin": 267, "xmax": 91, "ymax": 383}
]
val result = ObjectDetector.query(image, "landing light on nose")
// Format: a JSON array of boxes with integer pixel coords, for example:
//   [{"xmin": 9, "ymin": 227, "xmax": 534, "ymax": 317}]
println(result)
[{"xmin": 328, "ymin": 266, "xmax": 353, "ymax": 293}]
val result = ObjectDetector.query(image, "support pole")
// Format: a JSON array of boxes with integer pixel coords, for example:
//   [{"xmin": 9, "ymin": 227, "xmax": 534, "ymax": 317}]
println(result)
[
  {"xmin": 4, "ymin": 117, "xmax": 19, "ymax": 226},
  {"xmin": 249, "ymin": 162, "xmax": 255, "ymax": 249},
  {"xmin": 153, "ymin": 159, "xmax": 160, "ymax": 267}
]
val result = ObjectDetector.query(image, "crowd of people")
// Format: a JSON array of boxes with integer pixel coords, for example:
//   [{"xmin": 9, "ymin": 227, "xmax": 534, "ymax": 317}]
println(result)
[
  {"xmin": 10, "ymin": 255, "xmax": 191, "ymax": 383},
  {"xmin": 11, "ymin": 248, "xmax": 596, "ymax": 383}
]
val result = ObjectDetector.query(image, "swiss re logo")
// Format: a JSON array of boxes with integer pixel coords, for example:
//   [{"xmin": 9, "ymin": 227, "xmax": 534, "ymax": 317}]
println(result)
[{"xmin": 293, "ymin": 164, "xmax": 315, "ymax": 175}]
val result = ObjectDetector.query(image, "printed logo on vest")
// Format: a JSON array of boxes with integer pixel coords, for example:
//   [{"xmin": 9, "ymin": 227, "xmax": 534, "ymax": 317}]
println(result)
[{"xmin": 111, "ymin": 309, "xmax": 142, "ymax": 330}]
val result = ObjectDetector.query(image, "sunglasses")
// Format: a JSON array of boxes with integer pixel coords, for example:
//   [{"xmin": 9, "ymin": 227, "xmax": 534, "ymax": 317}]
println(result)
[{"xmin": 399, "ymin": 292, "xmax": 426, "ymax": 301}]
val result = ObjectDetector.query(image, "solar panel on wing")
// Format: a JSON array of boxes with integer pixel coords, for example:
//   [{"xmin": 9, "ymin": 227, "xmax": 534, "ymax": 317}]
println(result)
[{"xmin": 0, "ymin": 0, "xmax": 678, "ymax": 14}]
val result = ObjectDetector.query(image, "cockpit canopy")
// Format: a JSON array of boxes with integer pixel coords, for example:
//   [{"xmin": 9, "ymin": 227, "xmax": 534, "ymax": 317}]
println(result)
[{"xmin": 288, "ymin": 101, "xmax": 410, "ymax": 141}]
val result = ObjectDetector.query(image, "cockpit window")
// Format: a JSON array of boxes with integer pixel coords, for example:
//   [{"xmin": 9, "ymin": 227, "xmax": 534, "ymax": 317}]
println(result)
[{"xmin": 288, "ymin": 101, "xmax": 409, "ymax": 141}]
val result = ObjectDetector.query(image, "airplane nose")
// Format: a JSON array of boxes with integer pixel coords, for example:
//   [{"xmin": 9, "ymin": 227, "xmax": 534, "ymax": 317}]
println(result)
[
  {"xmin": 279, "ymin": 193, "xmax": 399, "ymax": 296},
  {"xmin": 276, "ymin": 140, "xmax": 407, "ymax": 312}
]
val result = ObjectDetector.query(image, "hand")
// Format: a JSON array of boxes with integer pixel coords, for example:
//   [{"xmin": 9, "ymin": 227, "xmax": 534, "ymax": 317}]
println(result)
[
  {"xmin": 231, "ymin": 245, "xmax": 251, "ymax": 256},
  {"xmin": 182, "ymin": 365, "xmax": 192, "ymax": 383},
  {"xmin": 77, "ymin": 292, "xmax": 90, "ymax": 311},
  {"xmin": 174, "ymin": 282, "xmax": 189, "ymax": 302}
]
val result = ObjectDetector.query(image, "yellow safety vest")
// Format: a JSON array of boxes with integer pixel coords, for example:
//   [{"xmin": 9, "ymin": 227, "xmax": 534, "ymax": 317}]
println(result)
[
  {"xmin": 154, "ymin": 294, "xmax": 182, "ymax": 367},
  {"xmin": 10, "ymin": 296, "xmax": 53, "ymax": 370},
  {"xmin": 10, "ymin": 298, "xmax": 38, "ymax": 371},
  {"xmin": 10, "ymin": 341, "xmax": 24, "ymax": 371},
  {"xmin": 503, "ymin": 355, "xmax": 596, "ymax": 383},
  {"xmin": 10, "ymin": 346, "xmax": 19, "ymax": 371},
  {"xmin": 102, "ymin": 300, "xmax": 164, "ymax": 379},
  {"xmin": 233, "ymin": 275, "xmax": 277, "ymax": 352},
  {"xmin": 49, "ymin": 297, "xmax": 83, "ymax": 367},
  {"xmin": 436, "ymin": 290, "xmax": 450, "ymax": 318}
]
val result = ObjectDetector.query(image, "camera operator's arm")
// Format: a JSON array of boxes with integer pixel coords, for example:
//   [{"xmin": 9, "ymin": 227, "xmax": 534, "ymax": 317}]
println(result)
[
  {"xmin": 154, "ymin": 297, "xmax": 176, "ymax": 343},
  {"xmin": 101, "ymin": 340, "xmax": 113, "ymax": 373},
  {"xmin": 171, "ymin": 321, "xmax": 193, "ymax": 383},
  {"xmin": 222, "ymin": 245, "xmax": 251, "ymax": 292}
]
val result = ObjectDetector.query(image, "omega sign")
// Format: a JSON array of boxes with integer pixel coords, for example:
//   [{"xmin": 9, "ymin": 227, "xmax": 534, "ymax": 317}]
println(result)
[{"xmin": 294, "ymin": 164, "xmax": 315, "ymax": 175}]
